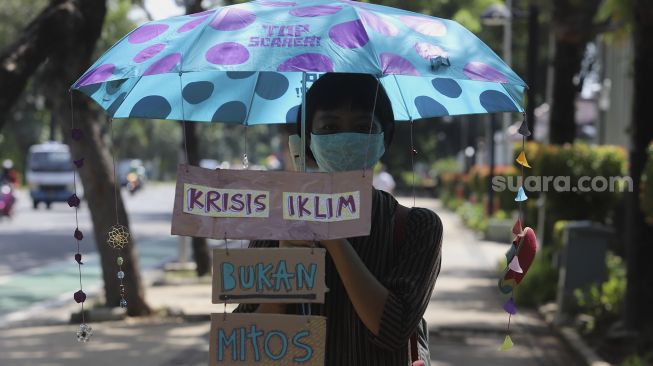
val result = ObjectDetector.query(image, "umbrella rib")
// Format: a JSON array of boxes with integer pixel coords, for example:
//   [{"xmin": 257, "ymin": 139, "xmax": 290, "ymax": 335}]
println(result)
[
  {"xmin": 243, "ymin": 72, "xmax": 262, "ymax": 126},
  {"xmin": 392, "ymin": 74, "xmax": 413, "ymax": 121}
]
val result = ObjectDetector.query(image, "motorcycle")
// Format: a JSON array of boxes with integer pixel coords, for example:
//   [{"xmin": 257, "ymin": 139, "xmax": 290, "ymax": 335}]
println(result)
[
  {"xmin": 0, "ymin": 181, "xmax": 15, "ymax": 218},
  {"xmin": 125, "ymin": 172, "xmax": 142, "ymax": 195}
]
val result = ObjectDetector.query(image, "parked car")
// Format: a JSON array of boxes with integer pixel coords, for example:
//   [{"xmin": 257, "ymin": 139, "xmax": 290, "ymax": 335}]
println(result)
[{"xmin": 25, "ymin": 142, "xmax": 82, "ymax": 209}]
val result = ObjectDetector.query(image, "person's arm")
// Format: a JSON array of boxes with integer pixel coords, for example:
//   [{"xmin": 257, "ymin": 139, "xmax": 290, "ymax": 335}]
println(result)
[
  {"xmin": 320, "ymin": 239, "xmax": 388, "ymax": 335},
  {"xmin": 324, "ymin": 208, "xmax": 443, "ymax": 349}
]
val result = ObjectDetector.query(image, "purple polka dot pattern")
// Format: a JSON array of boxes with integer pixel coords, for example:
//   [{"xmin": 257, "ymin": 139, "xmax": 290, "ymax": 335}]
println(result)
[
  {"xmin": 258, "ymin": 1, "xmax": 297, "ymax": 6},
  {"xmin": 290, "ymin": 5, "xmax": 342, "ymax": 17},
  {"xmin": 463, "ymin": 61, "xmax": 508, "ymax": 83},
  {"xmin": 128, "ymin": 24, "xmax": 169, "ymax": 44},
  {"xmin": 277, "ymin": 53, "xmax": 334, "ymax": 72},
  {"xmin": 399, "ymin": 15, "xmax": 447, "ymax": 37},
  {"xmin": 210, "ymin": 8, "xmax": 256, "ymax": 31},
  {"xmin": 178, "ymin": 16, "xmax": 209, "ymax": 33},
  {"xmin": 144, "ymin": 53, "xmax": 182, "ymax": 75},
  {"xmin": 359, "ymin": 9, "xmax": 398, "ymax": 37},
  {"xmin": 206, "ymin": 43, "xmax": 250, "ymax": 65},
  {"xmin": 380, "ymin": 53, "xmax": 419, "ymax": 76},
  {"xmin": 133, "ymin": 43, "xmax": 165, "ymax": 63},
  {"xmin": 77, "ymin": 64, "xmax": 115, "ymax": 86},
  {"xmin": 329, "ymin": 20, "xmax": 369, "ymax": 49},
  {"xmin": 414, "ymin": 42, "xmax": 447, "ymax": 60}
]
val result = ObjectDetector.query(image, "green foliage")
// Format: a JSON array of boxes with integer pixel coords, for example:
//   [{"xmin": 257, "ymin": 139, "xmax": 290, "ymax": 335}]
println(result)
[
  {"xmin": 512, "ymin": 246, "xmax": 559, "ymax": 307},
  {"xmin": 621, "ymin": 353, "xmax": 653, "ymax": 366},
  {"xmin": 641, "ymin": 142, "xmax": 653, "ymax": 225},
  {"xmin": 574, "ymin": 252, "xmax": 627, "ymax": 334},
  {"xmin": 456, "ymin": 201, "xmax": 488, "ymax": 232}
]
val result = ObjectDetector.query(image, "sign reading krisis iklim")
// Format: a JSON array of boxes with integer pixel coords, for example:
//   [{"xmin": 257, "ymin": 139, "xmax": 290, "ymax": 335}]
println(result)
[
  {"xmin": 171, "ymin": 165, "xmax": 372, "ymax": 240},
  {"xmin": 212, "ymin": 248, "xmax": 327, "ymax": 304},
  {"xmin": 210, "ymin": 313, "xmax": 326, "ymax": 366}
]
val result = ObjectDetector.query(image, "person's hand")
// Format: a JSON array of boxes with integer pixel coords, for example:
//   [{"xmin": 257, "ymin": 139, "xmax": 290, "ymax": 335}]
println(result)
[{"xmin": 279, "ymin": 240, "xmax": 315, "ymax": 248}]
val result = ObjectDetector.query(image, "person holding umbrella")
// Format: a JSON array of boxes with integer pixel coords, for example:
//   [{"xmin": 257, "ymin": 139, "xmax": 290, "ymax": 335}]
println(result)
[{"xmin": 235, "ymin": 73, "xmax": 443, "ymax": 366}]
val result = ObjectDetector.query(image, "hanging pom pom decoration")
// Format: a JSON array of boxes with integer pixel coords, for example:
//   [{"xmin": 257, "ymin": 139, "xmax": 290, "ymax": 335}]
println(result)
[
  {"xmin": 497, "ymin": 113, "xmax": 539, "ymax": 349},
  {"xmin": 69, "ymin": 92, "xmax": 90, "ymax": 342}
]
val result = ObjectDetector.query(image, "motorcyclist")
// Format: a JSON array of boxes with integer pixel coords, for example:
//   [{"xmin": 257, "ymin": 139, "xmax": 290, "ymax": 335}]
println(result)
[{"xmin": 1, "ymin": 159, "xmax": 18, "ymax": 185}]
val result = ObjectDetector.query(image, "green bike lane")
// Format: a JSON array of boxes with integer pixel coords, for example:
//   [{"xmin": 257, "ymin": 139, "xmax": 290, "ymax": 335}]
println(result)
[{"xmin": 0, "ymin": 236, "xmax": 178, "ymax": 324}]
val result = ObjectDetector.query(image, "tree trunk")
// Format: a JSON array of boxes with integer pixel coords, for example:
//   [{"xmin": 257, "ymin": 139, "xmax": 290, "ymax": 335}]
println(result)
[
  {"xmin": 0, "ymin": 0, "xmax": 151, "ymax": 315},
  {"xmin": 549, "ymin": 0, "xmax": 602, "ymax": 145},
  {"xmin": 183, "ymin": 0, "xmax": 211, "ymax": 277},
  {"xmin": 625, "ymin": 0, "xmax": 653, "ymax": 338}
]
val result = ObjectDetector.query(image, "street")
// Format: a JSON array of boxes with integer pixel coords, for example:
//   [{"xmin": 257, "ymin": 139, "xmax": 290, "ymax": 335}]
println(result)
[{"xmin": 0, "ymin": 184, "xmax": 181, "ymax": 321}]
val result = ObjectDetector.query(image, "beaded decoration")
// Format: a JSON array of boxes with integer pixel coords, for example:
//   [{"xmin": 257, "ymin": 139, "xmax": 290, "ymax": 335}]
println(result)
[
  {"xmin": 69, "ymin": 92, "xmax": 91, "ymax": 342},
  {"xmin": 109, "ymin": 120, "xmax": 130, "ymax": 310}
]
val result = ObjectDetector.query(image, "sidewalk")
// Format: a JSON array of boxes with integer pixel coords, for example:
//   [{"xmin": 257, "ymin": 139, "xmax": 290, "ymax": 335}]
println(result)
[{"xmin": 0, "ymin": 197, "xmax": 581, "ymax": 366}]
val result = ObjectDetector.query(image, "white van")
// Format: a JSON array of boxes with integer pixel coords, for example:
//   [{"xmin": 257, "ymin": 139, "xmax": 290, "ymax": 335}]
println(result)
[{"xmin": 25, "ymin": 142, "xmax": 82, "ymax": 209}]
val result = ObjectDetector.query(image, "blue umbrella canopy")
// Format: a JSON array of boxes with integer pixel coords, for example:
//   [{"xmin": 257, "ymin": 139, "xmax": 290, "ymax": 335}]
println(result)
[{"xmin": 72, "ymin": 0, "xmax": 526, "ymax": 124}]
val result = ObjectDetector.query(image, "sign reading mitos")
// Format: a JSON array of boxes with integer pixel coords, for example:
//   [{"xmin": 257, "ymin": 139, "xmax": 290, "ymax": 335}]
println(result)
[
  {"xmin": 171, "ymin": 165, "xmax": 372, "ymax": 240},
  {"xmin": 210, "ymin": 313, "xmax": 326, "ymax": 366}
]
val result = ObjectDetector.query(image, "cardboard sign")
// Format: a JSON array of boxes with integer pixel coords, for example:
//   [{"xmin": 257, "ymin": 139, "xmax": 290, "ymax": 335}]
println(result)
[
  {"xmin": 171, "ymin": 164, "xmax": 372, "ymax": 240},
  {"xmin": 209, "ymin": 313, "xmax": 326, "ymax": 366},
  {"xmin": 212, "ymin": 248, "xmax": 327, "ymax": 304}
]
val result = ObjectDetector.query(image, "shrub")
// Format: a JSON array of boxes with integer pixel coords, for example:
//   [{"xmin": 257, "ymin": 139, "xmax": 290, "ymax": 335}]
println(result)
[{"xmin": 574, "ymin": 252, "xmax": 627, "ymax": 335}]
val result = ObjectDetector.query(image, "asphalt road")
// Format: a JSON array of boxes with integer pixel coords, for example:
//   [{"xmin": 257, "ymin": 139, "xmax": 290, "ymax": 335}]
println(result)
[{"xmin": 0, "ymin": 184, "xmax": 181, "ymax": 317}]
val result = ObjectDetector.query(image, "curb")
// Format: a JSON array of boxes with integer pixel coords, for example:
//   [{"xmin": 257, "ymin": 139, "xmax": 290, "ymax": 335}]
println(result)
[{"xmin": 538, "ymin": 303, "xmax": 612, "ymax": 366}]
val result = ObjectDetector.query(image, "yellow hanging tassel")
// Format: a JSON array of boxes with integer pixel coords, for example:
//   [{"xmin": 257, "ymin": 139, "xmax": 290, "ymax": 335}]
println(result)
[
  {"xmin": 516, "ymin": 151, "xmax": 531, "ymax": 168},
  {"xmin": 498, "ymin": 335, "xmax": 514, "ymax": 351}
]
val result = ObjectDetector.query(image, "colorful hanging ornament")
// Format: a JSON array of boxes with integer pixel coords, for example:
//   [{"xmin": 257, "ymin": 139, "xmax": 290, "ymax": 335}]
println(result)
[
  {"xmin": 516, "ymin": 151, "xmax": 531, "ymax": 168},
  {"xmin": 67, "ymin": 194, "xmax": 81, "ymax": 208},
  {"xmin": 517, "ymin": 116, "xmax": 531, "ymax": 137},
  {"xmin": 76, "ymin": 323, "xmax": 93, "ymax": 343},
  {"xmin": 503, "ymin": 298, "xmax": 517, "ymax": 315},
  {"xmin": 514, "ymin": 187, "xmax": 528, "ymax": 202},
  {"xmin": 107, "ymin": 225, "xmax": 130, "ymax": 249},
  {"xmin": 508, "ymin": 256, "xmax": 523, "ymax": 273},
  {"xmin": 498, "ymin": 335, "xmax": 514, "ymax": 351}
]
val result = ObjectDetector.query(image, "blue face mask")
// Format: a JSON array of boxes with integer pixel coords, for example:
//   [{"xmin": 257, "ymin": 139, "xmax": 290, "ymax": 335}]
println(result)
[{"xmin": 309, "ymin": 132, "xmax": 385, "ymax": 172}]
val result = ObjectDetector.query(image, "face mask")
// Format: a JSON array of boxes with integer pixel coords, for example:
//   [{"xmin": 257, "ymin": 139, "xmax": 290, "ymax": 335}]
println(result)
[{"xmin": 309, "ymin": 132, "xmax": 385, "ymax": 172}]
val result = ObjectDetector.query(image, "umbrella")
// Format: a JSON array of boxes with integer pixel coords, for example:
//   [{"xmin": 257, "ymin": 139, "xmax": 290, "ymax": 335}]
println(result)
[{"xmin": 72, "ymin": 0, "xmax": 526, "ymax": 126}]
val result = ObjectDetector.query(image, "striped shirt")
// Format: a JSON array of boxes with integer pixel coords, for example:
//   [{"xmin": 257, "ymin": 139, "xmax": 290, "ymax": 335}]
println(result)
[{"xmin": 234, "ymin": 189, "xmax": 443, "ymax": 365}]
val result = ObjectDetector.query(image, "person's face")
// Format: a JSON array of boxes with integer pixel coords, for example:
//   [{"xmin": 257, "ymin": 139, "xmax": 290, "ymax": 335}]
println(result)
[{"xmin": 311, "ymin": 107, "xmax": 382, "ymax": 136}]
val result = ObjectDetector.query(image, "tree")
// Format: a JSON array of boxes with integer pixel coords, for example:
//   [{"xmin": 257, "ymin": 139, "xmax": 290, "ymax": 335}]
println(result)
[
  {"xmin": 0, "ymin": 0, "xmax": 151, "ymax": 316},
  {"xmin": 625, "ymin": 0, "xmax": 653, "ymax": 341},
  {"xmin": 548, "ymin": 0, "xmax": 603, "ymax": 144},
  {"xmin": 183, "ymin": 0, "xmax": 211, "ymax": 277}
]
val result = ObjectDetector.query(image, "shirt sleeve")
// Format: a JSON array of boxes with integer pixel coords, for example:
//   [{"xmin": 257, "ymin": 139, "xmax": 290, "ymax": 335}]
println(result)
[
  {"xmin": 367, "ymin": 207, "xmax": 443, "ymax": 350},
  {"xmin": 232, "ymin": 240, "xmax": 279, "ymax": 314}
]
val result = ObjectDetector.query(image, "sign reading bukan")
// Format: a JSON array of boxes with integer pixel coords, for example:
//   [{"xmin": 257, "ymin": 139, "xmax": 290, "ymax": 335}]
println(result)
[
  {"xmin": 171, "ymin": 165, "xmax": 372, "ymax": 240},
  {"xmin": 213, "ymin": 248, "xmax": 327, "ymax": 304},
  {"xmin": 210, "ymin": 313, "xmax": 326, "ymax": 366}
]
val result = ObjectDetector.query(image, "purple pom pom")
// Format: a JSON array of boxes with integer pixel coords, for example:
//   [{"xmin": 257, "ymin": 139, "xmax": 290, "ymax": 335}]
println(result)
[
  {"xmin": 74, "ymin": 228, "xmax": 83, "ymax": 241},
  {"xmin": 71, "ymin": 128, "xmax": 83, "ymax": 141},
  {"xmin": 75, "ymin": 253, "xmax": 83, "ymax": 264},
  {"xmin": 67, "ymin": 194, "xmax": 80, "ymax": 208},
  {"xmin": 74, "ymin": 158, "xmax": 84, "ymax": 168},
  {"xmin": 74, "ymin": 290, "xmax": 86, "ymax": 303}
]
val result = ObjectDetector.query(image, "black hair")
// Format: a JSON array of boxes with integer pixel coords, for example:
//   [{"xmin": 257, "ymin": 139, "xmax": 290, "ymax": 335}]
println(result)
[{"xmin": 295, "ymin": 73, "xmax": 395, "ymax": 161}]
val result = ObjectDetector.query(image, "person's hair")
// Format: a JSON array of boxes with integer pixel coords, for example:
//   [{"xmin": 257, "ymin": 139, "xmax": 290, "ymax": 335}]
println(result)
[{"xmin": 295, "ymin": 73, "xmax": 395, "ymax": 161}]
